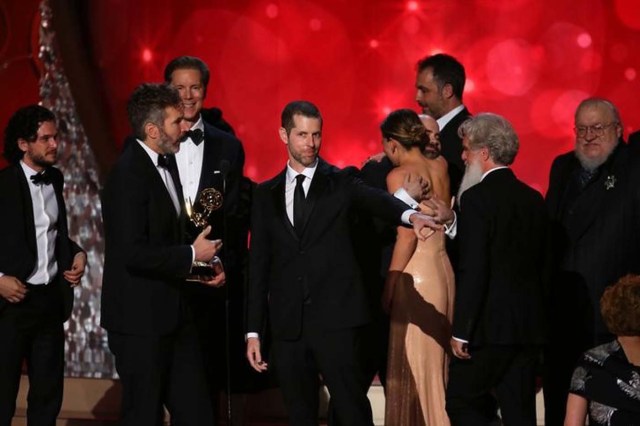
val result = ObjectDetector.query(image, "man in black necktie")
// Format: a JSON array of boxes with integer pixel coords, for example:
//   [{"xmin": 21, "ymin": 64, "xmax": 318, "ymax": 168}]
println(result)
[
  {"xmin": 543, "ymin": 97, "xmax": 640, "ymax": 425},
  {"xmin": 245, "ymin": 100, "xmax": 446, "ymax": 426},
  {"xmin": 0, "ymin": 105, "xmax": 86, "ymax": 425},
  {"xmin": 101, "ymin": 83, "xmax": 224, "ymax": 426}
]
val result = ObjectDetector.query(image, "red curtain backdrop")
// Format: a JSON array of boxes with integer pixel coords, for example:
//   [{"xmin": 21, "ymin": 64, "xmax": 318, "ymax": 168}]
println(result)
[{"xmin": 3, "ymin": 0, "xmax": 640, "ymax": 191}]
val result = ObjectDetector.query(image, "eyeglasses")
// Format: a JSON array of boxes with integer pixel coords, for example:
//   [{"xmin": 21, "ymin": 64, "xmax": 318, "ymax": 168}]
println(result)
[{"xmin": 573, "ymin": 122, "xmax": 618, "ymax": 138}]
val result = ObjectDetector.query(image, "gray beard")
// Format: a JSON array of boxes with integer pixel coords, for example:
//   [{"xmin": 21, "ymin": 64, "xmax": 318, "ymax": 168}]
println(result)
[
  {"xmin": 457, "ymin": 160, "xmax": 484, "ymax": 205},
  {"xmin": 575, "ymin": 149, "xmax": 607, "ymax": 172}
]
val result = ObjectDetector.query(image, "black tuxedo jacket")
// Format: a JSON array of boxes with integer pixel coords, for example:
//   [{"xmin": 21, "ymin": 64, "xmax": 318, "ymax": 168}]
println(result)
[
  {"xmin": 101, "ymin": 141, "xmax": 193, "ymax": 336},
  {"xmin": 453, "ymin": 168, "xmax": 549, "ymax": 346},
  {"xmin": 545, "ymin": 143, "xmax": 640, "ymax": 341},
  {"xmin": 440, "ymin": 107, "xmax": 471, "ymax": 194},
  {"xmin": 0, "ymin": 164, "xmax": 82, "ymax": 319},
  {"xmin": 247, "ymin": 159, "xmax": 409, "ymax": 340},
  {"xmin": 191, "ymin": 122, "xmax": 247, "ymax": 265}
]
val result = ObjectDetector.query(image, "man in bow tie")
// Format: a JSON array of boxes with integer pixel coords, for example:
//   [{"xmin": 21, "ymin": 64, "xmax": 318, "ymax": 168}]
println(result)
[
  {"xmin": 0, "ymin": 105, "xmax": 86, "ymax": 425},
  {"xmin": 543, "ymin": 97, "xmax": 640, "ymax": 425},
  {"xmin": 163, "ymin": 56, "xmax": 254, "ymax": 419},
  {"xmin": 101, "ymin": 83, "xmax": 224, "ymax": 425}
]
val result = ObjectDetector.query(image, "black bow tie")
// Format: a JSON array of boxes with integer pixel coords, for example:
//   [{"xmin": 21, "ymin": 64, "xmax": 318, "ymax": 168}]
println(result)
[
  {"xmin": 185, "ymin": 129, "xmax": 204, "ymax": 145},
  {"xmin": 30, "ymin": 171, "xmax": 52, "ymax": 185},
  {"xmin": 157, "ymin": 155, "xmax": 174, "ymax": 170}
]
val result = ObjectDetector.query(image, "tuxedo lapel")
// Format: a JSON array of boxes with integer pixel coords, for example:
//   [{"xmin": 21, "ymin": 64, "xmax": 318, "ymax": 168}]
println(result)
[
  {"xmin": 269, "ymin": 170, "xmax": 297, "ymax": 240},
  {"xmin": 300, "ymin": 160, "xmax": 330, "ymax": 237}
]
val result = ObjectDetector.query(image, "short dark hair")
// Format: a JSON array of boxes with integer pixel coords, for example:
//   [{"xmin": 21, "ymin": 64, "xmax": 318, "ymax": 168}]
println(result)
[
  {"xmin": 380, "ymin": 109, "xmax": 428, "ymax": 152},
  {"xmin": 164, "ymin": 56, "xmax": 210, "ymax": 91},
  {"xmin": 127, "ymin": 83, "xmax": 182, "ymax": 141},
  {"xmin": 3, "ymin": 104, "xmax": 56, "ymax": 164},
  {"xmin": 416, "ymin": 53, "xmax": 466, "ymax": 100},
  {"xmin": 601, "ymin": 274, "xmax": 640, "ymax": 336},
  {"xmin": 281, "ymin": 100, "xmax": 322, "ymax": 135}
]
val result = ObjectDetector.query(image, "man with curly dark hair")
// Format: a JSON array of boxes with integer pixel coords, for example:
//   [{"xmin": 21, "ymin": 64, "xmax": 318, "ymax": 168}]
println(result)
[{"xmin": 0, "ymin": 104, "xmax": 86, "ymax": 425}]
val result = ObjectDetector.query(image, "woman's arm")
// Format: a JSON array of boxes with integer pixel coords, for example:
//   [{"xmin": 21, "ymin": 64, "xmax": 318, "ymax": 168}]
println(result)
[
  {"xmin": 382, "ymin": 168, "xmax": 420, "ymax": 312},
  {"xmin": 564, "ymin": 393, "xmax": 587, "ymax": 426}
]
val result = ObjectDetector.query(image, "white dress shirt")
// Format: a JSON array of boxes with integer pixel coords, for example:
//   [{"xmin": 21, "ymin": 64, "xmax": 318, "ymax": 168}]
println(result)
[
  {"xmin": 175, "ymin": 116, "xmax": 205, "ymax": 205},
  {"xmin": 19, "ymin": 161, "xmax": 58, "ymax": 285}
]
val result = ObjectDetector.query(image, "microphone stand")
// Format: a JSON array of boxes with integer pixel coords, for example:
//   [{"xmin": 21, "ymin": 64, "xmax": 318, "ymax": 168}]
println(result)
[{"xmin": 220, "ymin": 162, "xmax": 233, "ymax": 426}]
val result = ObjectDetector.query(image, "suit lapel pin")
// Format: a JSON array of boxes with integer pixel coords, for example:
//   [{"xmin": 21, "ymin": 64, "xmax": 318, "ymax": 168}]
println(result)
[{"xmin": 604, "ymin": 175, "xmax": 616, "ymax": 190}]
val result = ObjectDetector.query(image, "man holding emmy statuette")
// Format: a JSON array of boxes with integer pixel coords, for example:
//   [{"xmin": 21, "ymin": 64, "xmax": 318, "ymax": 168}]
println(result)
[{"xmin": 101, "ymin": 83, "xmax": 225, "ymax": 426}]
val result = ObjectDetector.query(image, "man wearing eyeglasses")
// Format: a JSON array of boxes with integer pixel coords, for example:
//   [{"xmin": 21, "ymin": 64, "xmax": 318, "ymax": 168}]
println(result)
[{"xmin": 543, "ymin": 97, "xmax": 640, "ymax": 425}]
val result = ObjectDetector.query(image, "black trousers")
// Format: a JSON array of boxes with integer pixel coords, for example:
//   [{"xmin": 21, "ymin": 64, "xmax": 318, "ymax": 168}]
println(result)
[
  {"xmin": 446, "ymin": 344, "xmax": 540, "ymax": 426},
  {"xmin": 0, "ymin": 283, "xmax": 64, "ymax": 426},
  {"xmin": 271, "ymin": 321, "xmax": 373, "ymax": 426},
  {"xmin": 108, "ymin": 321, "xmax": 214, "ymax": 426}
]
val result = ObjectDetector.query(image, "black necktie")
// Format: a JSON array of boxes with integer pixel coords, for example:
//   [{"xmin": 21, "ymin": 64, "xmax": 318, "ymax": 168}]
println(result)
[
  {"xmin": 186, "ymin": 129, "xmax": 204, "ymax": 145},
  {"xmin": 578, "ymin": 167, "xmax": 597, "ymax": 189},
  {"xmin": 30, "ymin": 171, "xmax": 52, "ymax": 185},
  {"xmin": 293, "ymin": 174, "xmax": 306, "ymax": 235}
]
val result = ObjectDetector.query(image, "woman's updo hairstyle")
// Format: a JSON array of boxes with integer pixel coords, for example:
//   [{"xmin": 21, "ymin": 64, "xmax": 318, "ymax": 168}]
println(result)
[{"xmin": 380, "ymin": 109, "xmax": 428, "ymax": 152}]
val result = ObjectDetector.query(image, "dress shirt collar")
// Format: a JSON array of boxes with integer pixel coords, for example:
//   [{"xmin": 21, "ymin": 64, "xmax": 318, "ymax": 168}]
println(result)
[
  {"xmin": 20, "ymin": 160, "xmax": 43, "ymax": 182},
  {"xmin": 191, "ymin": 116, "xmax": 205, "ymax": 132},
  {"xmin": 481, "ymin": 165, "xmax": 509, "ymax": 181},
  {"xmin": 286, "ymin": 159, "xmax": 318, "ymax": 184},
  {"xmin": 137, "ymin": 139, "xmax": 161, "ymax": 166},
  {"xmin": 437, "ymin": 104, "xmax": 465, "ymax": 130}
]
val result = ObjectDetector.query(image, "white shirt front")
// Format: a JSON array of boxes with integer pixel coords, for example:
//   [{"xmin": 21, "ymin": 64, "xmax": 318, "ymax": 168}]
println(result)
[
  {"xmin": 21, "ymin": 161, "xmax": 59, "ymax": 284},
  {"xmin": 437, "ymin": 104, "xmax": 466, "ymax": 131},
  {"xmin": 175, "ymin": 116, "xmax": 205, "ymax": 205}
]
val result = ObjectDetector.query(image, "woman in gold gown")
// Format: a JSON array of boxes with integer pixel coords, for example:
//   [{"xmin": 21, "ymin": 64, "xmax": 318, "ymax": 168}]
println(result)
[{"xmin": 381, "ymin": 109, "xmax": 454, "ymax": 426}]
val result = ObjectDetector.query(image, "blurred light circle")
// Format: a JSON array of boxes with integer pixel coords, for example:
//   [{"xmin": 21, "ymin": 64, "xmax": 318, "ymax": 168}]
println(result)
[
  {"xmin": 576, "ymin": 32, "xmax": 592, "ymax": 48},
  {"xmin": 266, "ymin": 4, "xmax": 279, "ymax": 19},
  {"xmin": 486, "ymin": 39, "xmax": 539, "ymax": 96},
  {"xmin": 369, "ymin": 39, "xmax": 379, "ymax": 49},
  {"xmin": 624, "ymin": 67, "xmax": 636, "ymax": 81},
  {"xmin": 615, "ymin": 0, "xmax": 640, "ymax": 30},
  {"xmin": 407, "ymin": 1, "xmax": 419, "ymax": 11},
  {"xmin": 309, "ymin": 18, "xmax": 322, "ymax": 31}
]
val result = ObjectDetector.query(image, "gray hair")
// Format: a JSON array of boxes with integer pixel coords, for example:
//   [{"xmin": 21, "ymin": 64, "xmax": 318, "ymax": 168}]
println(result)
[
  {"xmin": 574, "ymin": 97, "xmax": 621, "ymax": 126},
  {"xmin": 458, "ymin": 113, "xmax": 519, "ymax": 166}
]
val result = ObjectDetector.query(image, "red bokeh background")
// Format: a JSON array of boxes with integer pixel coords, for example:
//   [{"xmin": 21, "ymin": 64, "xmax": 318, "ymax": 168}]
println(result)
[{"xmin": 2, "ymin": 0, "xmax": 640, "ymax": 192}]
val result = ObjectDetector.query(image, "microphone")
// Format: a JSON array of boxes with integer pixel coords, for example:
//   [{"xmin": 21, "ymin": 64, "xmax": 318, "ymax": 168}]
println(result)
[{"xmin": 219, "ymin": 160, "xmax": 231, "ymax": 179}]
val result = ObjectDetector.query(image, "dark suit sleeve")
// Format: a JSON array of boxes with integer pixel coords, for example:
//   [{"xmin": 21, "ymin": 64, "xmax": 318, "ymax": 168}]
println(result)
[
  {"xmin": 246, "ymin": 185, "xmax": 270, "ymax": 334},
  {"xmin": 348, "ymin": 174, "xmax": 410, "ymax": 225},
  {"xmin": 452, "ymin": 190, "xmax": 490, "ymax": 341},
  {"xmin": 103, "ymin": 169, "xmax": 192, "ymax": 279}
]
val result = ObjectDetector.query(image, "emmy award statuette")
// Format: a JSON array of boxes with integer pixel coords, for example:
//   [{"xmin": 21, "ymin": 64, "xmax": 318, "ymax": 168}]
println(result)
[{"xmin": 185, "ymin": 188, "xmax": 225, "ymax": 282}]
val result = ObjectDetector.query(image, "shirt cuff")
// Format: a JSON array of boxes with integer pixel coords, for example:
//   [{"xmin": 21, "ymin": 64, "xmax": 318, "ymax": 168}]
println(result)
[
  {"xmin": 246, "ymin": 332, "xmax": 260, "ymax": 341},
  {"xmin": 444, "ymin": 212, "xmax": 457, "ymax": 238},
  {"xmin": 394, "ymin": 187, "xmax": 420, "ymax": 209},
  {"xmin": 401, "ymin": 210, "xmax": 419, "ymax": 225},
  {"xmin": 452, "ymin": 336, "xmax": 468, "ymax": 344}
]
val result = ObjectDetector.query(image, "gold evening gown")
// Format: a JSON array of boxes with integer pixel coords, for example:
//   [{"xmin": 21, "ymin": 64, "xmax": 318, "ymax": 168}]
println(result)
[{"xmin": 384, "ymin": 226, "xmax": 454, "ymax": 426}]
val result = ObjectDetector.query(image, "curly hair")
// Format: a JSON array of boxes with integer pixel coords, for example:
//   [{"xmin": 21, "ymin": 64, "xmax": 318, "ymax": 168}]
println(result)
[
  {"xmin": 127, "ymin": 83, "xmax": 182, "ymax": 141},
  {"xmin": 3, "ymin": 105, "xmax": 56, "ymax": 165},
  {"xmin": 458, "ymin": 113, "xmax": 519, "ymax": 166},
  {"xmin": 601, "ymin": 274, "xmax": 640, "ymax": 336},
  {"xmin": 380, "ymin": 109, "xmax": 428, "ymax": 152}
]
